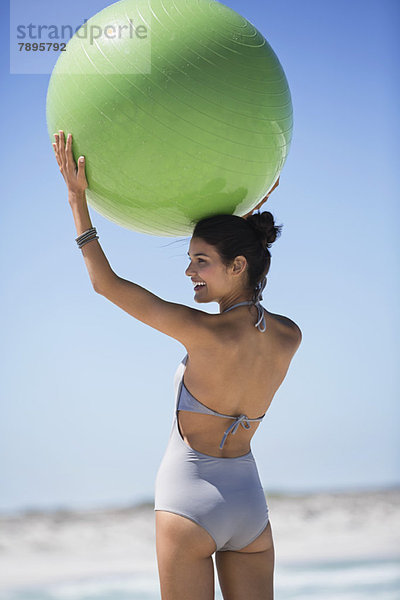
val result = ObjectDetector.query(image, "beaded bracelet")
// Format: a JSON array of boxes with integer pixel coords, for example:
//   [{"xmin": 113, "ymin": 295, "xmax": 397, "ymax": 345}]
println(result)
[{"xmin": 75, "ymin": 227, "xmax": 99, "ymax": 249}]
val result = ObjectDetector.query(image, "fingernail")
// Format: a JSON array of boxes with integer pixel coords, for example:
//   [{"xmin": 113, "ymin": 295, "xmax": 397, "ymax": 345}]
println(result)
[{"xmin": 79, "ymin": 156, "xmax": 85, "ymax": 161}]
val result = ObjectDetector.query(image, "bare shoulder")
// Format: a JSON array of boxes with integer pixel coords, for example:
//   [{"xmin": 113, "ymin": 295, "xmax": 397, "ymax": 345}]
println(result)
[{"xmin": 267, "ymin": 310, "xmax": 302, "ymax": 350}]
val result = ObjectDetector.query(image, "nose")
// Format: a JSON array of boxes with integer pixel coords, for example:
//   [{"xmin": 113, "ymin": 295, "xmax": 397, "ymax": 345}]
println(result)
[{"xmin": 185, "ymin": 257, "xmax": 199, "ymax": 276}]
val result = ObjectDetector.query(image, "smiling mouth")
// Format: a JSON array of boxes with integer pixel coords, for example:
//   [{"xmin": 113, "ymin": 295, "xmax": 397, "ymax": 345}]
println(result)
[{"xmin": 193, "ymin": 283, "xmax": 207, "ymax": 291}]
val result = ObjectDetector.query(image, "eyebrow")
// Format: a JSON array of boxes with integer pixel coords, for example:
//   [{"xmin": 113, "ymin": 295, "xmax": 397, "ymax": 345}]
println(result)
[{"xmin": 187, "ymin": 252, "xmax": 210, "ymax": 257}]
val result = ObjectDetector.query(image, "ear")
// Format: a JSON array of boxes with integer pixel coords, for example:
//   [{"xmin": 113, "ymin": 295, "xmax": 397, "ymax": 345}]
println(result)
[{"xmin": 232, "ymin": 255, "xmax": 248, "ymax": 277}]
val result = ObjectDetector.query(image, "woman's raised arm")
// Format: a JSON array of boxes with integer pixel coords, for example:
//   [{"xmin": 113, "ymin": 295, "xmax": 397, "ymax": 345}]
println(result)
[
  {"xmin": 53, "ymin": 130, "xmax": 116, "ymax": 293},
  {"xmin": 52, "ymin": 130, "xmax": 218, "ymax": 348}
]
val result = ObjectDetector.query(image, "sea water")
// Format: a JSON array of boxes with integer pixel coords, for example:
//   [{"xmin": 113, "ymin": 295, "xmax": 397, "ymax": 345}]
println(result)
[{"xmin": 1, "ymin": 556, "xmax": 399, "ymax": 600}]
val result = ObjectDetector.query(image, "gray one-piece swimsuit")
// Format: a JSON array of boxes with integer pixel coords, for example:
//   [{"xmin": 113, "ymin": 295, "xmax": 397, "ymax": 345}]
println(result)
[{"xmin": 154, "ymin": 301, "xmax": 269, "ymax": 552}]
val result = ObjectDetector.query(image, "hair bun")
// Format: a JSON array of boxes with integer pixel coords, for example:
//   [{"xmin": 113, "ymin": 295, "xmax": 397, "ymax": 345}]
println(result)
[{"xmin": 246, "ymin": 211, "xmax": 283, "ymax": 248}]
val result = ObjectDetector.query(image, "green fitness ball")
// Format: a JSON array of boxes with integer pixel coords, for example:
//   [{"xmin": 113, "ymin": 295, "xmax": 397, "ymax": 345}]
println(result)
[{"xmin": 46, "ymin": 0, "xmax": 293, "ymax": 237}]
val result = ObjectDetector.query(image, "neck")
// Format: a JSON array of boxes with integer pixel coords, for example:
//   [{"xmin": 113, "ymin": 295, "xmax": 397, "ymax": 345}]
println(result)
[{"xmin": 220, "ymin": 299, "xmax": 257, "ymax": 314}]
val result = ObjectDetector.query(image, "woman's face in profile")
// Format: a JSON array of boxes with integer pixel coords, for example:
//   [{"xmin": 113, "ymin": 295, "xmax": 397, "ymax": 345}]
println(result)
[
  {"xmin": 185, "ymin": 237, "xmax": 227, "ymax": 304},
  {"xmin": 186, "ymin": 237, "xmax": 247, "ymax": 304}
]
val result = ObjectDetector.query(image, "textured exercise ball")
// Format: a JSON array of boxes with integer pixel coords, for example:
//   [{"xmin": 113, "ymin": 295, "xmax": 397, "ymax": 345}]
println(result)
[{"xmin": 46, "ymin": 0, "xmax": 293, "ymax": 237}]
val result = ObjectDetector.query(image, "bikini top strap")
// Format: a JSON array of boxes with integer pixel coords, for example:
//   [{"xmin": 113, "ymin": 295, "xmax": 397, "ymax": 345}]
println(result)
[
  {"xmin": 254, "ymin": 302, "xmax": 266, "ymax": 333},
  {"xmin": 223, "ymin": 301, "xmax": 266, "ymax": 333},
  {"xmin": 222, "ymin": 301, "xmax": 253, "ymax": 312}
]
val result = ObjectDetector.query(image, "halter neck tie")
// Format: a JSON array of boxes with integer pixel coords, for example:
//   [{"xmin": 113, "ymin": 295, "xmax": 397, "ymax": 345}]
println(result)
[{"xmin": 222, "ymin": 301, "xmax": 266, "ymax": 333}]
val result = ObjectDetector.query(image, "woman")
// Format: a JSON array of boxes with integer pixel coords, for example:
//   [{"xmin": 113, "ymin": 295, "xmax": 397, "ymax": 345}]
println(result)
[{"xmin": 53, "ymin": 131, "xmax": 302, "ymax": 600}]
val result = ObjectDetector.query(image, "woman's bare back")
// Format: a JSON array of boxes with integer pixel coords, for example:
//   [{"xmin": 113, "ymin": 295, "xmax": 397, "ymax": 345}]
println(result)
[{"xmin": 178, "ymin": 305, "xmax": 302, "ymax": 458}]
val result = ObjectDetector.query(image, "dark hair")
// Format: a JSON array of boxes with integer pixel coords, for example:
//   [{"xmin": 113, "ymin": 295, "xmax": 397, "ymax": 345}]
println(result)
[{"xmin": 192, "ymin": 212, "xmax": 283, "ymax": 303}]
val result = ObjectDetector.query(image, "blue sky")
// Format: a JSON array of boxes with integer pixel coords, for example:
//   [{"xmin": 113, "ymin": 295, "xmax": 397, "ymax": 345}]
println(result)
[{"xmin": 0, "ymin": 0, "xmax": 399, "ymax": 513}]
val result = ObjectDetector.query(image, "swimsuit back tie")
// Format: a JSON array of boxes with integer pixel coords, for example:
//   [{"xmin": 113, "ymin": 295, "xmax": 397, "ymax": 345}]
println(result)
[{"xmin": 219, "ymin": 414, "xmax": 257, "ymax": 450}]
